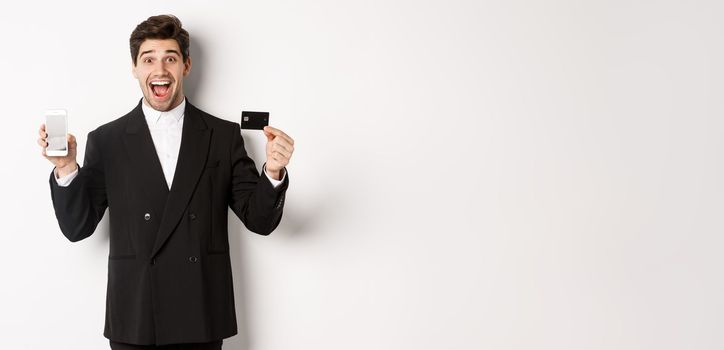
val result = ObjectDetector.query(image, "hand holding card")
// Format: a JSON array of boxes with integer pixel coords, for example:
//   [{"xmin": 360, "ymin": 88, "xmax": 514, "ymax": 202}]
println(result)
[
  {"xmin": 239, "ymin": 110, "xmax": 294, "ymax": 180},
  {"xmin": 263, "ymin": 125, "xmax": 294, "ymax": 180}
]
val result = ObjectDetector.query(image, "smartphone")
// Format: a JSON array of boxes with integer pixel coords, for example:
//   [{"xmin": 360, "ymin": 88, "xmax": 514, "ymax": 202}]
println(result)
[{"xmin": 45, "ymin": 109, "xmax": 68, "ymax": 156}]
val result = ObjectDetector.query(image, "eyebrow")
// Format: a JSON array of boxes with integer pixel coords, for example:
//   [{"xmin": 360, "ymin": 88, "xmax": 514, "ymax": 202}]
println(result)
[{"xmin": 139, "ymin": 49, "xmax": 181, "ymax": 58}]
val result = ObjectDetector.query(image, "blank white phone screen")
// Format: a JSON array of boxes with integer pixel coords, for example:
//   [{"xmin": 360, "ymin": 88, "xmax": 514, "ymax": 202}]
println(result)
[{"xmin": 46, "ymin": 115, "xmax": 67, "ymax": 151}]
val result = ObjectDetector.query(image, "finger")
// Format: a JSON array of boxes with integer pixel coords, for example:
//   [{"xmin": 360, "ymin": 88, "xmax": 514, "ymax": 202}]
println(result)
[
  {"xmin": 271, "ymin": 139, "xmax": 294, "ymax": 154},
  {"xmin": 262, "ymin": 127, "xmax": 277, "ymax": 138},
  {"xmin": 270, "ymin": 143, "xmax": 292, "ymax": 158},
  {"xmin": 271, "ymin": 152, "xmax": 287, "ymax": 165},
  {"xmin": 66, "ymin": 134, "xmax": 76, "ymax": 149},
  {"xmin": 263, "ymin": 127, "xmax": 295, "ymax": 147},
  {"xmin": 267, "ymin": 132, "xmax": 294, "ymax": 150},
  {"xmin": 263, "ymin": 125, "xmax": 278, "ymax": 134},
  {"xmin": 37, "ymin": 138, "xmax": 48, "ymax": 147},
  {"xmin": 264, "ymin": 126, "xmax": 294, "ymax": 145},
  {"xmin": 39, "ymin": 124, "xmax": 47, "ymax": 138},
  {"xmin": 274, "ymin": 150, "xmax": 290, "ymax": 163}
]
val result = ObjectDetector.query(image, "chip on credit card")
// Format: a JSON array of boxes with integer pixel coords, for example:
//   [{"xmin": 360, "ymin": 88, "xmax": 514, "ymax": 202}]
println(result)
[{"xmin": 241, "ymin": 111, "xmax": 269, "ymax": 130}]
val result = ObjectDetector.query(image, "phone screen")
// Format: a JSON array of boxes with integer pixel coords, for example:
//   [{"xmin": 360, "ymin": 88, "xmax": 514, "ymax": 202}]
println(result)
[{"xmin": 46, "ymin": 113, "xmax": 67, "ymax": 152}]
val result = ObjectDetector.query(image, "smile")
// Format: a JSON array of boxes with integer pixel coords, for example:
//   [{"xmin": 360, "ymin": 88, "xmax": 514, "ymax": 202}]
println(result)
[{"xmin": 149, "ymin": 80, "xmax": 172, "ymax": 99}]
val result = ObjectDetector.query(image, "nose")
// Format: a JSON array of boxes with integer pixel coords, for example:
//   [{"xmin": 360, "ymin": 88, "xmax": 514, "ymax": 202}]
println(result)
[{"xmin": 151, "ymin": 60, "xmax": 170, "ymax": 75}]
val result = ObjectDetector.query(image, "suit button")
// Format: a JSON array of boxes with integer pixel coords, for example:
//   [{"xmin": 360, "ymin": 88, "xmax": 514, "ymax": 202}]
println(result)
[
  {"xmin": 189, "ymin": 256, "xmax": 199, "ymax": 263},
  {"xmin": 189, "ymin": 213, "xmax": 197, "ymax": 220},
  {"xmin": 150, "ymin": 258, "xmax": 156, "ymax": 265},
  {"xmin": 144, "ymin": 213, "xmax": 151, "ymax": 221}
]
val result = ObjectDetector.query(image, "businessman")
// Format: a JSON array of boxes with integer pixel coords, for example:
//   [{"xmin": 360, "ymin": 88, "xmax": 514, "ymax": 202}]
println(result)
[{"xmin": 37, "ymin": 15, "xmax": 294, "ymax": 349}]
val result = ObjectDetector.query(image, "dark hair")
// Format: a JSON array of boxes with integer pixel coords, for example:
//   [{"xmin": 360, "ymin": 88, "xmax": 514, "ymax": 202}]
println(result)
[{"xmin": 129, "ymin": 14, "xmax": 190, "ymax": 66}]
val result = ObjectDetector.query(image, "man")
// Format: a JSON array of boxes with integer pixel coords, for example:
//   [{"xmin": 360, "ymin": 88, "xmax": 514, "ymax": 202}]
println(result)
[{"xmin": 37, "ymin": 15, "xmax": 294, "ymax": 349}]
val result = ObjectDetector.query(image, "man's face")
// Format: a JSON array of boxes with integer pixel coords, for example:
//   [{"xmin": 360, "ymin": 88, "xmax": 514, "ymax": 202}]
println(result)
[{"xmin": 132, "ymin": 39, "xmax": 191, "ymax": 111}]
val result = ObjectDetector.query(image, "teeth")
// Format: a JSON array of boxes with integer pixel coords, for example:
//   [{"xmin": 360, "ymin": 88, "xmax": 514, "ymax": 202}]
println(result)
[{"xmin": 150, "ymin": 81, "xmax": 171, "ymax": 86}]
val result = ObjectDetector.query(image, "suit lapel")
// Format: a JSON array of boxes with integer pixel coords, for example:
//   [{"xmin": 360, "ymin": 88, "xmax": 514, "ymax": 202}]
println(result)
[{"xmin": 151, "ymin": 100, "xmax": 212, "ymax": 257}]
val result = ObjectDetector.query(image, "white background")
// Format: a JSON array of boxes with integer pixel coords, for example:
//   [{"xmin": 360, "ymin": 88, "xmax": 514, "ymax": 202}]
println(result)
[{"xmin": 1, "ymin": 0, "xmax": 723, "ymax": 349}]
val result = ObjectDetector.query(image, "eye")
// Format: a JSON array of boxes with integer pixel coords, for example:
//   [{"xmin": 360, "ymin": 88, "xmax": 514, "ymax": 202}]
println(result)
[{"xmin": 166, "ymin": 57, "xmax": 176, "ymax": 63}]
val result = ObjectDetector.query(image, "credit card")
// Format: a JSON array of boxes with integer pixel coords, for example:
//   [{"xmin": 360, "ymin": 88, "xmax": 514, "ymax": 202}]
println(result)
[{"xmin": 241, "ymin": 111, "xmax": 269, "ymax": 130}]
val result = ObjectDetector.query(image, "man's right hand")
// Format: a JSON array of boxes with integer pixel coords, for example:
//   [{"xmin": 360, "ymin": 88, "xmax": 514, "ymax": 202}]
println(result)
[{"xmin": 38, "ymin": 123, "xmax": 78, "ymax": 178}]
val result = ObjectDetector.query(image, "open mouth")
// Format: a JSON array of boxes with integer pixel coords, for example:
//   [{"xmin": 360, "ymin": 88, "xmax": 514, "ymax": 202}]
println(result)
[{"xmin": 149, "ymin": 80, "xmax": 172, "ymax": 99}]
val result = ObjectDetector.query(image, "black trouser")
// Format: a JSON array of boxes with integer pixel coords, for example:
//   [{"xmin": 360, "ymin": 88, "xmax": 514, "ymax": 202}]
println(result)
[{"xmin": 109, "ymin": 339, "xmax": 223, "ymax": 350}]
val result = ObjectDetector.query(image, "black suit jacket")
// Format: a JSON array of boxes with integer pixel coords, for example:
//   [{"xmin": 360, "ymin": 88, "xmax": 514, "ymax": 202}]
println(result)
[{"xmin": 48, "ymin": 99, "xmax": 289, "ymax": 345}]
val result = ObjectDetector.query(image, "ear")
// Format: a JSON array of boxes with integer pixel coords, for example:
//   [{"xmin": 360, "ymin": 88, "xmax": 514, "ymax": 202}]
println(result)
[{"xmin": 183, "ymin": 56, "xmax": 192, "ymax": 76}]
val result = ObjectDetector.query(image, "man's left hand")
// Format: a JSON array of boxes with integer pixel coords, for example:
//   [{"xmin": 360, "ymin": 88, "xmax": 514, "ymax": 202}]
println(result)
[{"xmin": 263, "ymin": 126, "xmax": 294, "ymax": 180}]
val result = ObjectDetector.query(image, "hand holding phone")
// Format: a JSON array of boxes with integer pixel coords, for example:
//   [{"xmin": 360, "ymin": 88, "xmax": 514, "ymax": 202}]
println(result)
[{"xmin": 39, "ymin": 109, "xmax": 78, "ymax": 177}]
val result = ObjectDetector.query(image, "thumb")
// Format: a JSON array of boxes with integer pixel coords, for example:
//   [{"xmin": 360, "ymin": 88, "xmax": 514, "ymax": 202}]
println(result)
[{"xmin": 264, "ymin": 130, "xmax": 274, "ymax": 142}]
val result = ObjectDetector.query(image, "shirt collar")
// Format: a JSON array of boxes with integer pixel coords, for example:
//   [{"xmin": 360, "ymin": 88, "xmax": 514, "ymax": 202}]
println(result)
[{"xmin": 142, "ymin": 97, "xmax": 186, "ymax": 125}]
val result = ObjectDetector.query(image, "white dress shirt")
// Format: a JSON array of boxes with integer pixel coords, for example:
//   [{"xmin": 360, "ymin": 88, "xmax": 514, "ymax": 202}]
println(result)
[{"xmin": 54, "ymin": 98, "xmax": 285, "ymax": 188}]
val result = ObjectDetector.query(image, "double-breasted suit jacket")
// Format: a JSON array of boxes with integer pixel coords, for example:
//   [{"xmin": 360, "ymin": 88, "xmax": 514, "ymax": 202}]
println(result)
[{"xmin": 48, "ymin": 99, "xmax": 289, "ymax": 345}]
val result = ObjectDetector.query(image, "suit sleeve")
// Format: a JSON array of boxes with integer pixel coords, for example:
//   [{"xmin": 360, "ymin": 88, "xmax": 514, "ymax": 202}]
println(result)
[
  {"xmin": 54, "ymin": 166, "xmax": 79, "ymax": 186},
  {"xmin": 228, "ymin": 123, "xmax": 289, "ymax": 235},
  {"xmin": 48, "ymin": 129, "xmax": 108, "ymax": 242}
]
